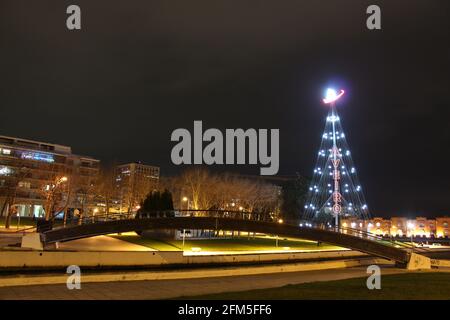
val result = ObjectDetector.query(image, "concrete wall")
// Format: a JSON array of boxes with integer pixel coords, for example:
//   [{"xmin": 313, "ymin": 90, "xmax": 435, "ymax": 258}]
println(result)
[
  {"xmin": 0, "ymin": 251, "xmax": 184, "ymax": 268},
  {"xmin": 183, "ymin": 250, "xmax": 366, "ymax": 265},
  {"xmin": 431, "ymin": 259, "xmax": 450, "ymax": 268},
  {"xmin": 0, "ymin": 250, "xmax": 368, "ymax": 269},
  {"xmin": 0, "ymin": 256, "xmax": 393, "ymax": 288}
]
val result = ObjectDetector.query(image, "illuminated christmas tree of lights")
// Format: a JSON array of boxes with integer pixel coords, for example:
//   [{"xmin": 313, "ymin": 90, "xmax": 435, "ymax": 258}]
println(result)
[{"xmin": 302, "ymin": 89, "xmax": 370, "ymax": 225}]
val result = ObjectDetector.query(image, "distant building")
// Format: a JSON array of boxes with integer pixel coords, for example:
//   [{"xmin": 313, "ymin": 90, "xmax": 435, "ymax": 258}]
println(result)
[
  {"xmin": 114, "ymin": 162, "xmax": 160, "ymax": 213},
  {"xmin": 371, "ymin": 217, "xmax": 391, "ymax": 236},
  {"xmin": 411, "ymin": 217, "xmax": 436, "ymax": 238},
  {"xmin": 0, "ymin": 135, "xmax": 99, "ymax": 218},
  {"xmin": 341, "ymin": 216, "xmax": 450, "ymax": 238},
  {"xmin": 390, "ymin": 217, "xmax": 407, "ymax": 237},
  {"xmin": 436, "ymin": 217, "xmax": 450, "ymax": 238}
]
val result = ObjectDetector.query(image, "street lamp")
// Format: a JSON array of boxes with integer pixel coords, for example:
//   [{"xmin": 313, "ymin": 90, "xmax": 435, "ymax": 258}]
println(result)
[
  {"xmin": 181, "ymin": 197, "xmax": 190, "ymax": 241},
  {"xmin": 182, "ymin": 196, "xmax": 190, "ymax": 211},
  {"xmin": 45, "ymin": 175, "xmax": 68, "ymax": 221},
  {"xmin": 407, "ymin": 222, "xmax": 415, "ymax": 243},
  {"xmin": 92, "ymin": 207, "xmax": 99, "ymax": 223}
]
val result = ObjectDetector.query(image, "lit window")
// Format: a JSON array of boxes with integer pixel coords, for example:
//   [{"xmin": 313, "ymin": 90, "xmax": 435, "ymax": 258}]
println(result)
[
  {"xmin": 18, "ymin": 181, "xmax": 31, "ymax": 189},
  {"xmin": 0, "ymin": 166, "xmax": 13, "ymax": 176}
]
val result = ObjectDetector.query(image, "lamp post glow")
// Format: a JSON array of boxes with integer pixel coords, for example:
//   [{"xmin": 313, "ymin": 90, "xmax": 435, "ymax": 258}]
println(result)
[
  {"xmin": 181, "ymin": 197, "xmax": 189, "ymax": 245},
  {"xmin": 182, "ymin": 196, "xmax": 190, "ymax": 211},
  {"xmin": 45, "ymin": 175, "xmax": 69, "ymax": 221},
  {"xmin": 407, "ymin": 222, "xmax": 415, "ymax": 243}
]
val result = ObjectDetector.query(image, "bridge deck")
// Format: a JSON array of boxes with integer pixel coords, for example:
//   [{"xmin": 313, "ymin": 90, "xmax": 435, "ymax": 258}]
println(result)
[{"xmin": 42, "ymin": 217, "xmax": 411, "ymax": 263}]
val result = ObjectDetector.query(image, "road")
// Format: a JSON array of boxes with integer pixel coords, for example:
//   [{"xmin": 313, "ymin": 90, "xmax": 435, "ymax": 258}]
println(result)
[{"xmin": 0, "ymin": 266, "xmax": 407, "ymax": 300}]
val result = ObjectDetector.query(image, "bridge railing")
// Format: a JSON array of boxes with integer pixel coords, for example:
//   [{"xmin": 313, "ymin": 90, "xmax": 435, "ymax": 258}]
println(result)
[
  {"xmin": 134, "ymin": 209, "xmax": 275, "ymax": 224},
  {"xmin": 54, "ymin": 212, "xmax": 136, "ymax": 228},
  {"xmin": 53, "ymin": 209, "xmax": 274, "ymax": 229}
]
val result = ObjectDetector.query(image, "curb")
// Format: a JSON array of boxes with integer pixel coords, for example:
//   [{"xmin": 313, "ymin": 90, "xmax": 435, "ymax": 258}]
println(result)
[{"xmin": 0, "ymin": 257, "xmax": 392, "ymax": 288}]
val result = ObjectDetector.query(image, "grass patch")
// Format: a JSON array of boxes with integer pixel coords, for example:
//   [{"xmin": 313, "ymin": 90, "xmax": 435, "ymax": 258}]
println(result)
[
  {"xmin": 181, "ymin": 272, "xmax": 450, "ymax": 300},
  {"xmin": 0, "ymin": 217, "xmax": 37, "ymax": 229},
  {"xmin": 0, "ymin": 217, "xmax": 66, "ymax": 229},
  {"xmin": 111, "ymin": 235, "xmax": 341, "ymax": 252},
  {"xmin": 110, "ymin": 236, "xmax": 181, "ymax": 251}
]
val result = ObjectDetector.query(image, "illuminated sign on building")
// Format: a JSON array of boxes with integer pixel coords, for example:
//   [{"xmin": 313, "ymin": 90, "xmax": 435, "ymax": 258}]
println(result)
[{"xmin": 20, "ymin": 151, "xmax": 55, "ymax": 163}]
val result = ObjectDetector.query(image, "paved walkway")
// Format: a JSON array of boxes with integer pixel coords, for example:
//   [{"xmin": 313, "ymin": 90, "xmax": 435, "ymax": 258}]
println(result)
[
  {"xmin": 0, "ymin": 234, "xmax": 153, "ymax": 251},
  {"xmin": 183, "ymin": 248, "xmax": 349, "ymax": 256},
  {"xmin": 0, "ymin": 266, "xmax": 407, "ymax": 300},
  {"xmin": 56, "ymin": 235, "xmax": 154, "ymax": 251},
  {"xmin": 0, "ymin": 233, "xmax": 22, "ymax": 247}
]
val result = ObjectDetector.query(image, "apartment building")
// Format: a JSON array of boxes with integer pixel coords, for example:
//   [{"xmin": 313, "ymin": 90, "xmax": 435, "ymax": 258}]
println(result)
[
  {"xmin": 436, "ymin": 217, "xmax": 450, "ymax": 238},
  {"xmin": 0, "ymin": 135, "xmax": 99, "ymax": 218},
  {"xmin": 114, "ymin": 162, "xmax": 160, "ymax": 213}
]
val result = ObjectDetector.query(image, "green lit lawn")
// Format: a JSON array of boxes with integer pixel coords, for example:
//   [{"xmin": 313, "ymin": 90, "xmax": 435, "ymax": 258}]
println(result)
[
  {"xmin": 113, "ymin": 236, "xmax": 181, "ymax": 251},
  {"xmin": 111, "ymin": 234, "xmax": 342, "ymax": 252},
  {"xmin": 0, "ymin": 217, "xmax": 65, "ymax": 229},
  {"xmin": 0, "ymin": 217, "xmax": 37, "ymax": 229},
  {"xmin": 181, "ymin": 272, "xmax": 450, "ymax": 300}
]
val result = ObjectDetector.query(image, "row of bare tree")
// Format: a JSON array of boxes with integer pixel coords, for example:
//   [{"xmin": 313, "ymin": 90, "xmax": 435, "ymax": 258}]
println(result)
[
  {"xmin": 161, "ymin": 168, "xmax": 281, "ymax": 215},
  {"xmin": 0, "ymin": 160, "xmax": 97, "ymax": 228},
  {"xmin": 1, "ymin": 164, "xmax": 284, "ymax": 228}
]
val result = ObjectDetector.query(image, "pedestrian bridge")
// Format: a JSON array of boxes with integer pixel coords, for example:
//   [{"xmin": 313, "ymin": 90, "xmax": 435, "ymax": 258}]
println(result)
[{"xmin": 39, "ymin": 215, "xmax": 427, "ymax": 266}]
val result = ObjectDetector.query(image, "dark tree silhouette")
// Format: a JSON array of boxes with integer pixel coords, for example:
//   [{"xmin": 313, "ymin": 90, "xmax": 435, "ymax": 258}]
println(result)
[
  {"xmin": 280, "ymin": 174, "xmax": 309, "ymax": 224},
  {"xmin": 139, "ymin": 189, "xmax": 174, "ymax": 216}
]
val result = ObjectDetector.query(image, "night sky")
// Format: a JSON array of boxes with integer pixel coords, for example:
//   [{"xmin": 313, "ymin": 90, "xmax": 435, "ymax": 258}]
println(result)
[{"xmin": 1, "ymin": 1, "xmax": 449, "ymax": 217}]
